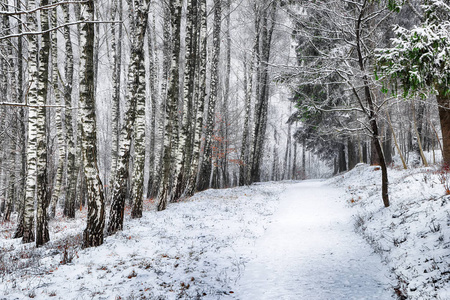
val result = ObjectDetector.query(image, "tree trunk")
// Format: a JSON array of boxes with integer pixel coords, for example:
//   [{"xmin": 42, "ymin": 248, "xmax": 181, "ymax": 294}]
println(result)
[
  {"xmin": 386, "ymin": 111, "xmax": 407, "ymax": 169},
  {"xmin": 109, "ymin": 0, "xmax": 149, "ymax": 232},
  {"xmin": 157, "ymin": 0, "xmax": 182, "ymax": 211},
  {"xmin": 146, "ymin": 15, "xmax": 159, "ymax": 198},
  {"xmin": 347, "ymin": 137, "xmax": 357, "ymax": 170},
  {"xmin": 437, "ymin": 93, "xmax": 450, "ymax": 166},
  {"xmin": 110, "ymin": 0, "xmax": 123, "ymax": 190},
  {"xmin": 150, "ymin": 7, "xmax": 171, "ymax": 198},
  {"xmin": 249, "ymin": 2, "xmax": 276, "ymax": 183},
  {"xmin": 130, "ymin": 0, "xmax": 150, "ymax": 219},
  {"xmin": 49, "ymin": 0, "xmax": 64, "ymax": 219},
  {"xmin": 302, "ymin": 139, "xmax": 306, "ymax": 179},
  {"xmin": 384, "ymin": 123, "xmax": 393, "ymax": 166},
  {"xmin": 239, "ymin": 56, "xmax": 252, "ymax": 186},
  {"xmin": 80, "ymin": 0, "xmax": 106, "ymax": 248},
  {"xmin": 221, "ymin": 0, "xmax": 232, "ymax": 187},
  {"xmin": 412, "ymin": 100, "xmax": 428, "ymax": 166},
  {"xmin": 36, "ymin": 0, "xmax": 51, "ymax": 247},
  {"xmin": 355, "ymin": 5, "xmax": 389, "ymax": 207},
  {"xmin": 338, "ymin": 143, "xmax": 347, "ymax": 173},
  {"xmin": 13, "ymin": 0, "xmax": 26, "ymax": 237},
  {"xmin": 185, "ymin": 0, "xmax": 207, "ymax": 197},
  {"xmin": 172, "ymin": 0, "xmax": 198, "ymax": 201},
  {"xmin": 63, "ymin": 2, "xmax": 77, "ymax": 219},
  {"xmin": 197, "ymin": 0, "xmax": 222, "ymax": 192},
  {"xmin": 20, "ymin": 0, "xmax": 40, "ymax": 244}
]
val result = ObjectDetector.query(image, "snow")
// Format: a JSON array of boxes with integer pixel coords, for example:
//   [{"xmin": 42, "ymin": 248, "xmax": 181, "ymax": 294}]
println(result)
[
  {"xmin": 234, "ymin": 180, "xmax": 393, "ymax": 300},
  {"xmin": 1, "ymin": 163, "xmax": 449, "ymax": 299},
  {"xmin": 330, "ymin": 163, "xmax": 450, "ymax": 300},
  {"xmin": 0, "ymin": 183, "xmax": 285, "ymax": 299}
]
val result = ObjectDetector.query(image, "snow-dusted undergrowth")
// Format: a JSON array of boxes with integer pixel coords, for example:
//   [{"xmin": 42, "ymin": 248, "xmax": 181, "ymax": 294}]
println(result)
[
  {"xmin": 330, "ymin": 163, "xmax": 450, "ymax": 300},
  {"xmin": 0, "ymin": 183, "xmax": 286, "ymax": 299}
]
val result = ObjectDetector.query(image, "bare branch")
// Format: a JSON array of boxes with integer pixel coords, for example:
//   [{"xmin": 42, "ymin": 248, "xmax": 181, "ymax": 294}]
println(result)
[
  {"xmin": 0, "ymin": 1, "xmax": 88, "ymax": 16},
  {"xmin": 0, "ymin": 20, "xmax": 122, "ymax": 41}
]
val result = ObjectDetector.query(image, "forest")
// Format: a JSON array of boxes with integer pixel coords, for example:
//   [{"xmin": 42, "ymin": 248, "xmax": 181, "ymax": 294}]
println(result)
[{"xmin": 0, "ymin": 0, "xmax": 449, "ymax": 299}]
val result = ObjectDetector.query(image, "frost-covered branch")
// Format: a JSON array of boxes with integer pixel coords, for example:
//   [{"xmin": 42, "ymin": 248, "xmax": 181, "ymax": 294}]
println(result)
[
  {"xmin": 0, "ymin": 1, "xmax": 88, "ymax": 16},
  {"xmin": 0, "ymin": 20, "xmax": 122, "ymax": 41}
]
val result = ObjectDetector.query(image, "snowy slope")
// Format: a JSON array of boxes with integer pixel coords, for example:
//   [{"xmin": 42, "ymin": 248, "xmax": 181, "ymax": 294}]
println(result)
[
  {"xmin": 0, "ymin": 183, "xmax": 285, "ymax": 299},
  {"xmin": 330, "ymin": 163, "xmax": 450, "ymax": 300}
]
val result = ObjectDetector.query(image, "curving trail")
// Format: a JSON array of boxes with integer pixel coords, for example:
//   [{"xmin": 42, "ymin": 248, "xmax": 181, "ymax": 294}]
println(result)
[{"xmin": 234, "ymin": 180, "xmax": 394, "ymax": 300}]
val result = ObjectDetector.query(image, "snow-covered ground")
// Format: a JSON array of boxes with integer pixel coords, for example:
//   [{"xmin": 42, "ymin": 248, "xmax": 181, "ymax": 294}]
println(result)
[
  {"xmin": 331, "ymin": 163, "xmax": 450, "ymax": 300},
  {"xmin": 234, "ymin": 180, "xmax": 393, "ymax": 300},
  {"xmin": 1, "ymin": 163, "xmax": 449, "ymax": 299},
  {"xmin": 0, "ymin": 183, "xmax": 286, "ymax": 299}
]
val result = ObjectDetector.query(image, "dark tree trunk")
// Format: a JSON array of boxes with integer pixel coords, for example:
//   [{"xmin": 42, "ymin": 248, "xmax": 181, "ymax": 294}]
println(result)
[
  {"xmin": 338, "ymin": 143, "xmax": 347, "ymax": 173},
  {"xmin": 355, "ymin": 4, "xmax": 389, "ymax": 207},
  {"xmin": 370, "ymin": 139, "xmax": 380, "ymax": 165},
  {"xmin": 347, "ymin": 137, "xmax": 357, "ymax": 170},
  {"xmin": 437, "ymin": 93, "xmax": 450, "ymax": 166},
  {"xmin": 362, "ymin": 141, "xmax": 368, "ymax": 164},
  {"xmin": 384, "ymin": 125, "xmax": 393, "ymax": 166}
]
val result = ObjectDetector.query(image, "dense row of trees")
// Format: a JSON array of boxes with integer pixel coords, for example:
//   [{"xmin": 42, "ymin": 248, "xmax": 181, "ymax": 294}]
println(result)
[{"xmin": 0, "ymin": 0, "xmax": 305, "ymax": 247}]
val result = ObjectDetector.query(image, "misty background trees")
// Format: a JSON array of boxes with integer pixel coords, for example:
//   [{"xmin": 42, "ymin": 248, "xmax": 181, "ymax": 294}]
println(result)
[{"xmin": 0, "ymin": 0, "xmax": 448, "ymax": 247}]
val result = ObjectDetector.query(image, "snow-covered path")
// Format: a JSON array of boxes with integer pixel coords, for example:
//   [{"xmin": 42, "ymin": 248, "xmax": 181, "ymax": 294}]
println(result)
[{"xmin": 234, "ymin": 180, "xmax": 394, "ymax": 300}]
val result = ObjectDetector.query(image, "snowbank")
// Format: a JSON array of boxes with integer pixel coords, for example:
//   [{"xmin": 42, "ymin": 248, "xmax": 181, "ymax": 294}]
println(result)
[{"xmin": 330, "ymin": 163, "xmax": 450, "ymax": 300}]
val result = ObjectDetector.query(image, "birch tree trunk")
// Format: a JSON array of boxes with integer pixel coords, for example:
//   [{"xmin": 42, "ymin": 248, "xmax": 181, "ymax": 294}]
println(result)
[
  {"xmin": 110, "ymin": 0, "xmax": 123, "ymax": 186},
  {"xmin": 13, "ymin": 0, "xmax": 26, "ymax": 236},
  {"xmin": 63, "ymin": 2, "xmax": 77, "ymax": 218},
  {"xmin": 20, "ymin": 0, "xmax": 39, "ymax": 244},
  {"xmin": 197, "ymin": 0, "xmax": 221, "ymax": 192},
  {"xmin": 221, "ymin": 0, "xmax": 232, "ymax": 187},
  {"xmin": 172, "ymin": 0, "xmax": 198, "ymax": 201},
  {"xmin": 2, "ymin": 3, "xmax": 17, "ymax": 223},
  {"xmin": 129, "ymin": 0, "xmax": 149, "ymax": 219},
  {"xmin": 157, "ymin": 0, "xmax": 182, "ymax": 211},
  {"xmin": 108, "ymin": 0, "xmax": 149, "ymax": 232},
  {"xmin": 146, "ymin": 15, "xmax": 159, "ymax": 198},
  {"xmin": 185, "ymin": 0, "xmax": 207, "ymax": 198},
  {"xmin": 249, "ymin": 2, "xmax": 276, "ymax": 183},
  {"xmin": 49, "ymin": 0, "xmax": 64, "ymax": 218},
  {"xmin": 150, "ymin": 6, "xmax": 171, "ymax": 198},
  {"xmin": 36, "ymin": 0, "xmax": 51, "ymax": 247},
  {"xmin": 239, "ymin": 56, "xmax": 252, "ymax": 186},
  {"xmin": 80, "ymin": 0, "xmax": 106, "ymax": 247}
]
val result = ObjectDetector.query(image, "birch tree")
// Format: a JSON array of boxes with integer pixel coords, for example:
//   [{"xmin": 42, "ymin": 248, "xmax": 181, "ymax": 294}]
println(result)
[
  {"xmin": 108, "ymin": 0, "xmax": 149, "ymax": 233},
  {"xmin": 185, "ymin": 0, "xmax": 207, "ymax": 197},
  {"xmin": 80, "ymin": 0, "xmax": 106, "ymax": 247},
  {"xmin": 172, "ymin": 0, "xmax": 198, "ymax": 201},
  {"xmin": 19, "ymin": 0, "xmax": 39, "ymax": 243},
  {"xmin": 157, "ymin": 0, "xmax": 182, "ymax": 211},
  {"xmin": 35, "ymin": 0, "xmax": 51, "ymax": 247},
  {"xmin": 63, "ymin": 3, "xmax": 77, "ymax": 218},
  {"xmin": 197, "ymin": 0, "xmax": 221, "ymax": 192},
  {"xmin": 248, "ymin": 0, "xmax": 277, "ymax": 184}
]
